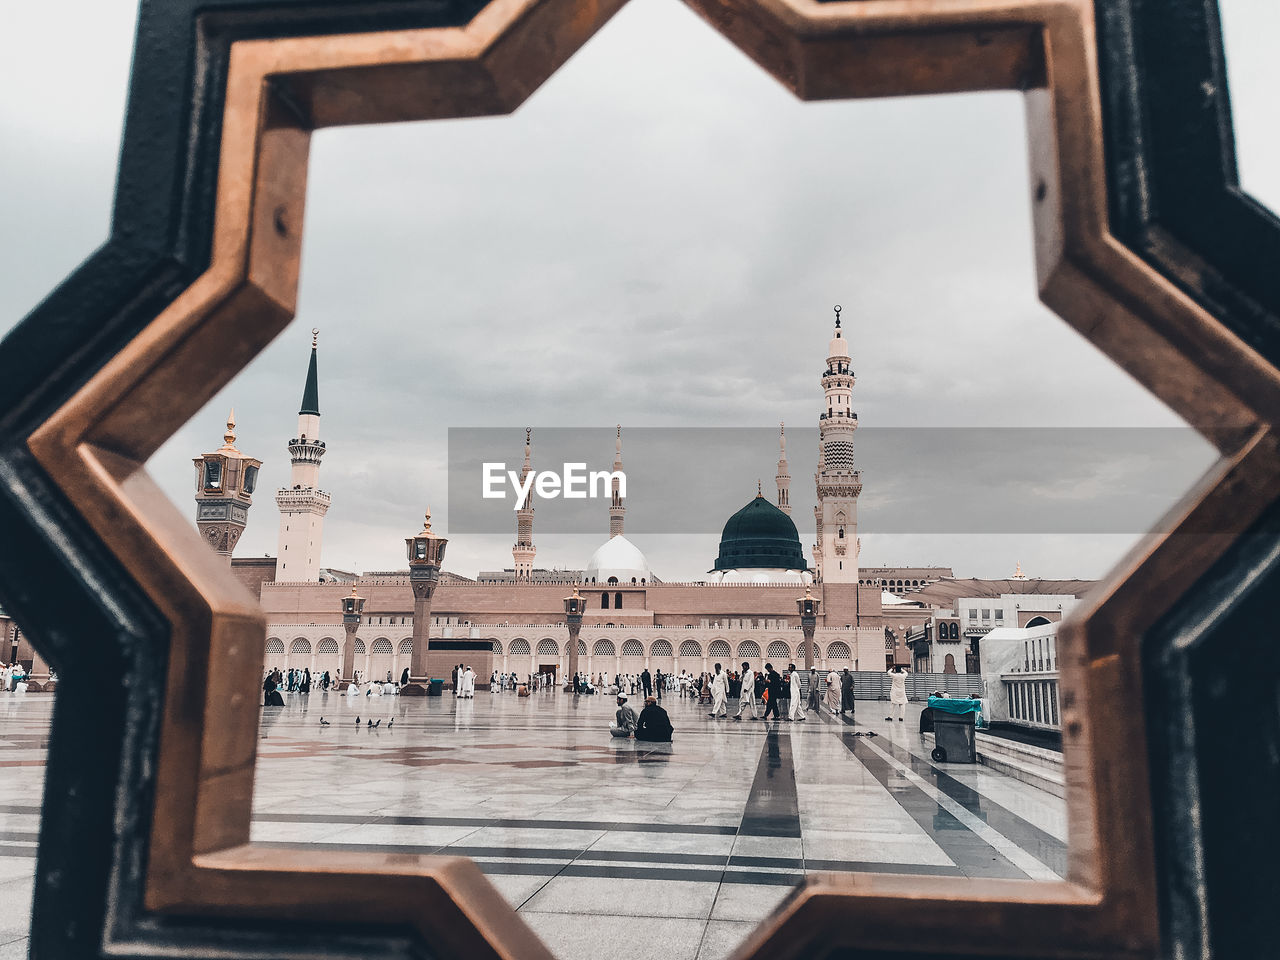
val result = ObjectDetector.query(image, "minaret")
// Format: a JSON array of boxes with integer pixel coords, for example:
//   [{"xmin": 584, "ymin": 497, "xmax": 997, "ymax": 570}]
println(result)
[
  {"xmin": 813, "ymin": 306, "xmax": 862, "ymax": 583},
  {"xmin": 775, "ymin": 422, "xmax": 791, "ymax": 515},
  {"xmin": 193, "ymin": 409, "xmax": 262, "ymax": 562},
  {"xmin": 609, "ymin": 425, "xmax": 625, "ymax": 537},
  {"xmin": 512, "ymin": 427, "xmax": 536, "ymax": 579},
  {"xmin": 274, "ymin": 330, "xmax": 331, "ymax": 582}
]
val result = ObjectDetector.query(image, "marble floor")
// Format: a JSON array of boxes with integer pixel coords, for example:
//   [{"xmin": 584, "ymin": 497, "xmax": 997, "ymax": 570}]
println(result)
[{"xmin": 0, "ymin": 688, "xmax": 1067, "ymax": 960}]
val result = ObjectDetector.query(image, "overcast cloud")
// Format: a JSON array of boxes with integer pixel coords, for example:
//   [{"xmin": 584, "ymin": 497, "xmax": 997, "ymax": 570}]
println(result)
[{"xmin": 3, "ymin": 0, "xmax": 1276, "ymax": 582}]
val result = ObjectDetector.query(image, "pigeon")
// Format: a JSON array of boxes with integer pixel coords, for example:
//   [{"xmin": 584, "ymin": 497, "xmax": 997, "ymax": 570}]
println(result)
[
  {"xmin": 367, "ymin": 719, "xmax": 373, "ymax": 727},
  {"xmin": 387, "ymin": 718, "xmax": 394, "ymax": 729},
  {"xmin": 355, "ymin": 716, "xmax": 360, "ymax": 726},
  {"xmin": 319, "ymin": 718, "xmax": 330, "ymax": 726},
  {"xmin": 372, "ymin": 719, "xmax": 381, "ymax": 728}
]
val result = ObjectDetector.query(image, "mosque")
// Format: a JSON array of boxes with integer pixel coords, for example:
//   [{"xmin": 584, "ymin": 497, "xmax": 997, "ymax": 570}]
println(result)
[{"xmin": 197, "ymin": 312, "xmax": 954, "ymax": 685}]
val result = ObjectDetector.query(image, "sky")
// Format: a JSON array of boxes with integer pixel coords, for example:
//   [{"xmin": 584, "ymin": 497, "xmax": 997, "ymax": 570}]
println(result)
[{"xmin": 2, "ymin": 0, "xmax": 1276, "ymax": 583}]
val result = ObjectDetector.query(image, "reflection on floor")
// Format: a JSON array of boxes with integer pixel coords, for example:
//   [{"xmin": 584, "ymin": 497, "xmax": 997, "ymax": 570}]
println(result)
[{"xmin": 0, "ymin": 689, "xmax": 1066, "ymax": 960}]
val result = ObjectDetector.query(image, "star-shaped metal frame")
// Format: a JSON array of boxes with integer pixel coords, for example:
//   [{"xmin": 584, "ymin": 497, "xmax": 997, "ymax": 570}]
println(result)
[{"xmin": 1, "ymin": 0, "xmax": 1277, "ymax": 958}]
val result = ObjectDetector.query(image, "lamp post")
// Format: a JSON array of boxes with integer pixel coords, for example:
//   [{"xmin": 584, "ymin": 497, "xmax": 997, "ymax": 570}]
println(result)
[
  {"xmin": 796, "ymin": 585, "xmax": 820, "ymax": 672},
  {"xmin": 563, "ymin": 584, "xmax": 585, "ymax": 691},
  {"xmin": 339, "ymin": 585, "xmax": 365, "ymax": 690},
  {"xmin": 401, "ymin": 508, "xmax": 447, "ymax": 696}
]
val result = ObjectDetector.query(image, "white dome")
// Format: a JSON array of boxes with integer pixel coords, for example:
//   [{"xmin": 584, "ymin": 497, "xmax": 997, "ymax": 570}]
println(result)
[{"xmin": 583, "ymin": 535, "xmax": 653, "ymax": 584}]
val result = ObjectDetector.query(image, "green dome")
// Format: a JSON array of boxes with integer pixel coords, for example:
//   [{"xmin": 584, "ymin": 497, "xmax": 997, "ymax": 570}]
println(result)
[{"xmin": 712, "ymin": 495, "xmax": 806, "ymax": 572}]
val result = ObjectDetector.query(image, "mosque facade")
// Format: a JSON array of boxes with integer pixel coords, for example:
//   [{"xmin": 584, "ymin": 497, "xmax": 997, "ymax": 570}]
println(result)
[{"xmin": 209, "ymin": 312, "xmax": 938, "ymax": 685}]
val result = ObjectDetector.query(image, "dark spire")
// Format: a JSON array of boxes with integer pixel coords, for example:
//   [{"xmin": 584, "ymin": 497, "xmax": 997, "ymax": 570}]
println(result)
[
  {"xmin": 833, "ymin": 304, "xmax": 842, "ymax": 335},
  {"xmin": 299, "ymin": 328, "xmax": 320, "ymax": 416}
]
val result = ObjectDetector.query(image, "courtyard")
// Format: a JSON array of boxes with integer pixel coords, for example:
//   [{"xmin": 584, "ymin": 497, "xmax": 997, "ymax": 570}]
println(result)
[{"xmin": 0, "ymin": 688, "xmax": 1065, "ymax": 960}]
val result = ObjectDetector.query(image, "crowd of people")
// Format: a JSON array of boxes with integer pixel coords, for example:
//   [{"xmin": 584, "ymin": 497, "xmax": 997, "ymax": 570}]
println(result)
[
  {"xmin": 1, "ymin": 661, "xmax": 31, "ymax": 692},
  {"xmin": 257, "ymin": 659, "xmax": 918, "ymax": 734},
  {"xmin": 696, "ymin": 661, "xmax": 859, "ymax": 721},
  {"xmin": 489, "ymin": 670, "xmax": 556, "ymax": 693}
]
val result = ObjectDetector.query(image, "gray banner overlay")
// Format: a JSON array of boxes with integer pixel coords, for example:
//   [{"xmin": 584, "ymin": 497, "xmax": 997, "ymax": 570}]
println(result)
[{"xmin": 446, "ymin": 427, "xmax": 1216, "ymax": 535}]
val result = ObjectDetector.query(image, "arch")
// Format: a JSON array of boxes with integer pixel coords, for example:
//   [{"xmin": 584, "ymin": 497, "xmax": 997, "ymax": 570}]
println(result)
[
  {"xmin": 398, "ymin": 638, "xmax": 413, "ymax": 655},
  {"xmin": 353, "ymin": 638, "xmax": 366, "ymax": 655},
  {"xmin": 491, "ymin": 639, "xmax": 503, "ymax": 655},
  {"xmin": 620, "ymin": 639, "xmax": 643, "ymax": 657},
  {"xmin": 368, "ymin": 637, "xmax": 394, "ymax": 683},
  {"xmin": 949, "ymin": 622, "xmax": 960, "ymax": 639},
  {"xmin": 1026, "ymin": 615, "xmax": 1052, "ymax": 628},
  {"xmin": 767, "ymin": 640, "xmax": 791, "ymax": 659},
  {"xmin": 536, "ymin": 638, "xmax": 559, "ymax": 656},
  {"xmin": 737, "ymin": 640, "xmax": 761, "ymax": 658},
  {"xmin": 290, "ymin": 638, "xmax": 311, "ymax": 655},
  {"xmin": 602, "ymin": 593, "xmax": 609, "ymax": 609},
  {"xmin": 679, "ymin": 639, "xmax": 702, "ymax": 658},
  {"xmin": 265, "ymin": 638, "xmax": 284, "ymax": 654},
  {"xmin": 709, "ymin": 639, "xmax": 731, "ymax": 659},
  {"xmin": 578, "ymin": 639, "xmax": 587, "ymax": 656},
  {"xmin": 593, "ymin": 639, "xmax": 615, "ymax": 657},
  {"xmin": 607, "ymin": 576, "xmax": 618, "ymax": 585},
  {"xmin": 614, "ymin": 591, "xmax": 622, "ymax": 608},
  {"xmin": 510, "ymin": 638, "xmax": 530, "ymax": 656},
  {"xmin": 827, "ymin": 641, "xmax": 851, "ymax": 660},
  {"xmin": 650, "ymin": 639, "xmax": 672, "ymax": 657},
  {"xmin": 943, "ymin": 653, "xmax": 958, "ymax": 674},
  {"xmin": 317, "ymin": 638, "xmax": 339, "ymax": 655}
]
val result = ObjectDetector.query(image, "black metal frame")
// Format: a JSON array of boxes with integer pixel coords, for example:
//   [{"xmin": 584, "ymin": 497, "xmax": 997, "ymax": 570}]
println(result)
[{"xmin": 0, "ymin": 0, "xmax": 1273, "ymax": 958}]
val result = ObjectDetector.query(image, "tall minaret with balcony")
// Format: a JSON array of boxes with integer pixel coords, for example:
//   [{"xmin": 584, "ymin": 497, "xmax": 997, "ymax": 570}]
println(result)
[
  {"xmin": 512, "ymin": 427, "xmax": 536, "ymax": 579},
  {"xmin": 609, "ymin": 425, "xmax": 625, "ymax": 537},
  {"xmin": 813, "ymin": 306, "xmax": 862, "ymax": 583},
  {"xmin": 274, "ymin": 331, "xmax": 331, "ymax": 582},
  {"xmin": 775, "ymin": 422, "xmax": 791, "ymax": 515}
]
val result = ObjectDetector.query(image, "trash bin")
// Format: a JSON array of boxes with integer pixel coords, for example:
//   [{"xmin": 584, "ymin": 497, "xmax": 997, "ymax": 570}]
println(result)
[
  {"xmin": 927, "ymin": 696, "xmax": 979, "ymax": 763},
  {"xmin": 427, "ymin": 679, "xmax": 444, "ymax": 697}
]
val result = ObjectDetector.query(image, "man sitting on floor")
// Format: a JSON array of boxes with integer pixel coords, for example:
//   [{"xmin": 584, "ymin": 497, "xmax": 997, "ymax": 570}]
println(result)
[
  {"xmin": 635, "ymin": 696, "xmax": 674, "ymax": 743},
  {"xmin": 610, "ymin": 694, "xmax": 638, "ymax": 738}
]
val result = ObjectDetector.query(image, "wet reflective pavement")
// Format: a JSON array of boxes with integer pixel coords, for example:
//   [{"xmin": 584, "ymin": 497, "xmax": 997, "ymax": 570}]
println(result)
[{"xmin": 0, "ymin": 689, "xmax": 1066, "ymax": 960}]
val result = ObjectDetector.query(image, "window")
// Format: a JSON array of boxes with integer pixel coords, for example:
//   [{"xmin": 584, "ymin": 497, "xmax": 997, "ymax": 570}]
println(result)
[
  {"xmin": 981, "ymin": 608, "xmax": 991, "ymax": 620},
  {"xmin": 242, "ymin": 464, "xmax": 258, "ymax": 494},
  {"xmin": 968, "ymin": 608, "xmax": 977, "ymax": 619},
  {"xmin": 204, "ymin": 460, "xmax": 222, "ymax": 488},
  {"xmin": 601, "ymin": 593, "xmax": 609, "ymax": 609},
  {"xmin": 614, "ymin": 592, "xmax": 622, "ymax": 609},
  {"xmin": 994, "ymin": 609, "xmax": 1003, "ymax": 621}
]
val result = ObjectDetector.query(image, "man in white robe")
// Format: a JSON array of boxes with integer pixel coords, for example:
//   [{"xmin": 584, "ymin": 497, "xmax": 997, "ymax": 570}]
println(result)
[
  {"xmin": 887, "ymin": 666, "xmax": 908, "ymax": 721},
  {"xmin": 462, "ymin": 665, "xmax": 476, "ymax": 698},
  {"xmin": 734, "ymin": 662, "xmax": 758, "ymax": 721},
  {"xmin": 708, "ymin": 663, "xmax": 729, "ymax": 718},
  {"xmin": 788, "ymin": 663, "xmax": 806, "ymax": 721},
  {"xmin": 826, "ymin": 669, "xmax": 841, "ymax": 713}
]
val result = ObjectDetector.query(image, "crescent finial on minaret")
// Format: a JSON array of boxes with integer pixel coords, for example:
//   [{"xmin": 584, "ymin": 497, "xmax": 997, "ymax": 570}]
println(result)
[
  {"xmin": 833, "ymin": 305, "xmax": 842, "ymax": 329},
  {"xmin": 312, "ymin": 327, "xmax": 319, "ymax": 348}
]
